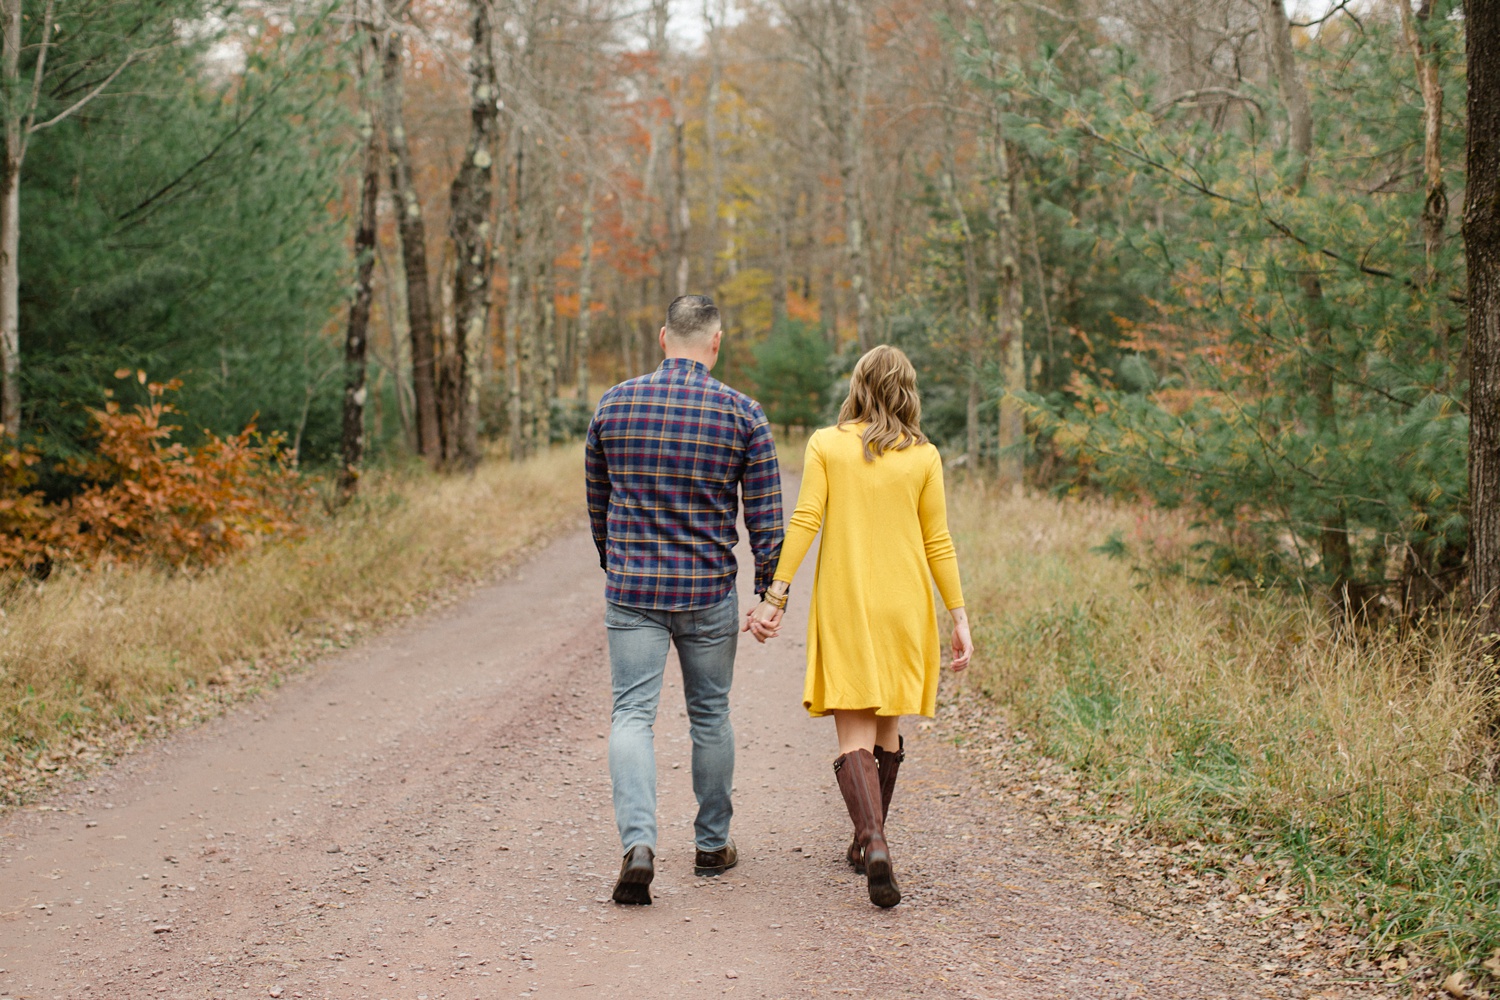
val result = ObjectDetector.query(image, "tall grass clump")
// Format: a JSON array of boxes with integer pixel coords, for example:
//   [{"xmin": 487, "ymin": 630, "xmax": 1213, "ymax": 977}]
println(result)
[
  {"xmin": 0, "ymin": 446, "xmax": 583, "ymax": 794},
  {"xmin": 952, "ymin": 481, "xmax": 1500, "ymax": 973}
]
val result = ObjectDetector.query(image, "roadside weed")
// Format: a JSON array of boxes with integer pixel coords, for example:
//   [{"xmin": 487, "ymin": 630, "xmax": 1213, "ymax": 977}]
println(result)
[
  {"xmin": 0, "ymin": 446, "xmax": 583, "ymax": 799},
  {"xmin": 952, "ymin": 481, "xmax": 1500, "ymax": 973}
]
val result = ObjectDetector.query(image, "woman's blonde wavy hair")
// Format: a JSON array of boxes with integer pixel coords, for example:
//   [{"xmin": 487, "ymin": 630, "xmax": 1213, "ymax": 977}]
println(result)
[{"xmin": 837, "ymin": 345, "xmax": 928, "ymax": 462}]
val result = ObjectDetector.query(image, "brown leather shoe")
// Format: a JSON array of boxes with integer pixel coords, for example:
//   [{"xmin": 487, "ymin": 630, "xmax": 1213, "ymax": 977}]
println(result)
[
  {"xmin": 611, "ymin": 844, "xmax": 654, "ymax": 905},
  {"xmin": 694, "ymin": 838, "xmax": 738, "ymax": 877}
]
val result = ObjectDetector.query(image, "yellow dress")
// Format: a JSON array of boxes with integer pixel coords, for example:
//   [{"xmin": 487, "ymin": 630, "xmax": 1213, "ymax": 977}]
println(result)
[{"xmin": 771, "ymin": 424, "xmax": 965, "ymax": 718}]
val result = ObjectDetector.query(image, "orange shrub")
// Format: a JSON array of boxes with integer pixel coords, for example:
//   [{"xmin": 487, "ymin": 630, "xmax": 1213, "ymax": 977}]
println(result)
[
  {"xmin": 0, "ymin": 374, "xmax": 307, "ymax": 572},
  {"xmin": 0, "ymin": 443, "xmax": 64, "ymax": 571}
]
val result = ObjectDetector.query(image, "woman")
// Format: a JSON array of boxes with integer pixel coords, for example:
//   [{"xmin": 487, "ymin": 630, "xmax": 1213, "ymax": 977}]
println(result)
[{"xmin": 748, "ymin": 345, "xmax": 972, "ymax": 908}]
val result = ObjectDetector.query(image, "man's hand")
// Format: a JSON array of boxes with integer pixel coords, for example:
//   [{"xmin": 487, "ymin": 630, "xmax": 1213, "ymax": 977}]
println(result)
[{"xmin": 742, "ymin": 601, "xmax": 783, "ymax": 643}]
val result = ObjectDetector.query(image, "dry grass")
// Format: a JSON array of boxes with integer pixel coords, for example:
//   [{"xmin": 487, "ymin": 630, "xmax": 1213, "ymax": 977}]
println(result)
[
  {"xmin": 950, "ymin": 478, "xmax": 1500, "ymax": 975},
  {"xmin": 0, "ymin": 446, "xmax": 584, "ymax": 800},
  {"xmin": 774, "ymin": 429, "xmax": 811, "ymax": 474}
]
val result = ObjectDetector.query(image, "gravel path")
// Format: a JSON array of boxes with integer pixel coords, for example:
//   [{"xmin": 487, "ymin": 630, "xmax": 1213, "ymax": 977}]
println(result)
[{"xmin": 0, "ymin": 516, "xmax": 1358, "ymax": 999}]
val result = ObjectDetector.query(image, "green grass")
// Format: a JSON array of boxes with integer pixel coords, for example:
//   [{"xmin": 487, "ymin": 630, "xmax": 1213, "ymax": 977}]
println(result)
[{"xmin": 951, "ymin": 480, "xmax": 1500, "ymax": 979}]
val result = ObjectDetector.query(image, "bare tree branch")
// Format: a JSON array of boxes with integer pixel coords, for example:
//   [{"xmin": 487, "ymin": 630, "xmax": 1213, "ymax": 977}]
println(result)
[
  {"xmin": 1151, "ymin": 87, "xmax": 1265, "ymax": 117},
  {"xmin": 1290, "ymin": 0, "xmax": 1356, "ymax": 29},
  {"xmin": 28, "ymin": 49, "xmax": 135, "ymax": 134},
  {"xmin": 20, "ymin": 0, "xmax": 57, "ymax": 157}
]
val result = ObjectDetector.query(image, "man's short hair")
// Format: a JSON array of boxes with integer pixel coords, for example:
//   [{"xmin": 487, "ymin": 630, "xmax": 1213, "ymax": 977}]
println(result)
[{"xmin": 665, "ymin": 295, "xmax": 721, "ymax": 343}]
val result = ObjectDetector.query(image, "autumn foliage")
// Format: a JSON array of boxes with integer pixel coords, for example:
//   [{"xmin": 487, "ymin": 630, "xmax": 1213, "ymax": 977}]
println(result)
[{"xmin": 0, "ymin": 375, "xmax": 305, "ymax": 573}]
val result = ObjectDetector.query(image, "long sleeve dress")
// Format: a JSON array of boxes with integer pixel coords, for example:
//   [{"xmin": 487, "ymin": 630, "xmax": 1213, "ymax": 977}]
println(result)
[{"xmin": 771, "ymin": 423, "xmax": 965, "ymax": 718}]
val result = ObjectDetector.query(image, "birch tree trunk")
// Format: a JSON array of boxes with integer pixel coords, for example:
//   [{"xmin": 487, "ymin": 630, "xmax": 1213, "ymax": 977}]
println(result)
[
  {"xmin": 1466, "ymin": 0, "xmax": 1500, "ymax": 633},
  {"xmin": 646, "ymin": 0, "xmax": 687, "ymax": 300},
  {"xmin": 575, "ymin": 172, "xmax": 595, "ymax": 406},
  {"xmin": 629, "ymin": 276, "xmax": 648, "ymax": 376},
  {"xmin": 339, "ymin": 52, "xmax": 381, "ymax": 497},
  {"xmin": 818, "ymin": 181, "xmax": 838, "ymax": 339},
  {"xmin": 839, "ymin": 0, "xmax": 872, "ymax": 351},
  {"xmin": 784, "ymin": 0, "xmax": 866, "ymax": 346},
  {"xmin": 538, "ymin": 247, "xmax": 557, "ymax": 445},
  {"xmin": 634, "ymin": 56, "xmax": 661, "ymax": 373},
  {"xmin": 1396, "ymin": 0, "xmax": 1451, "ymax": 370},
  {"xmin": 770, "ymin": 173, "xmax": 789, "ymax": 326},
  {"xmin": 1391, "ymin": 0, "xmax": 1457, "ymax": 611},
  {"xmin": 940, "ymin": 97, "xmax": 984, "ymax": 470},
  {"xmin": 0, "ymin": 0, "xmax": 20, "ymax": 434},
  {"xmin": 378, "ymin": 243, "xmax": 414, "ymax": 447},
  {"xmin": 701, "ymin": 0, "xmax": 723, "ymax": 297},
  {"xmin": 503, "ymin": 131, "xmax": 525, "ymax": 458},
  {"xmin": 515, "ymin": 141, "xmax": 552, "ymax": 457},
  {"xmin": 447, "ymin": 0, "xmax": 500, "ymax": 471},
  {"xmin": 380, "ymin": 21, "xmax": 442, "ymax": 460},
  {"xmin": 673, "ymin": 112, "xmax": 690, "ymax": 296},
  {"xmin": 518, "ymin": 267, "xmax": 537, "ymax": 456},
  {"xmin": 990, "ymin": 124, "xmax": 1025, "ymax": 487},
  {"xmin": 1396, "ymin": 0, "xmax": 1448, "ymax": 278},
  {"xmin": 1264, "ymin": 0, "xmax": 1313, "ymax": 189}
]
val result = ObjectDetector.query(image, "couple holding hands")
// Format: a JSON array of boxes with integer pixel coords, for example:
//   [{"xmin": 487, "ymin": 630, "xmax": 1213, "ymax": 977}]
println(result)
[{"xmin": 584, "ymin": 295, "xmax": 973, "ymax": 910}]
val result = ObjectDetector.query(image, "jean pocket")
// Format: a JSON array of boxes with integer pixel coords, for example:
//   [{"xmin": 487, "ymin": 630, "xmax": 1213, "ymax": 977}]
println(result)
[
  {"xmin": 695, "ymin": 593, "xmax": 740, "ymax": 638},
  {"xmin": 604, "ymin": 604, "xmax": 650, "ymax": 629}
]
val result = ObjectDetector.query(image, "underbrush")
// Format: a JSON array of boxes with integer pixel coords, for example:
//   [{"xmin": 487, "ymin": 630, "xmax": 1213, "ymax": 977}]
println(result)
[
  {"xmin": 1, "ymin": 376, "xmax": 304, "ymax": 572},
  {"xmin": 951, "ymin": 480, "xmax": 1500, "ymax": 983},
  {"xmin": 0, "ymin": 445, "xmax": 583, "ymax": 801}
]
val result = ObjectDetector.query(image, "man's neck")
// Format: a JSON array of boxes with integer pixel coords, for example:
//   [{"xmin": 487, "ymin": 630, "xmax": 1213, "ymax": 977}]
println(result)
[{"xmin": 663, "ymin": 350, "xmax": 715, "ymax": 368}]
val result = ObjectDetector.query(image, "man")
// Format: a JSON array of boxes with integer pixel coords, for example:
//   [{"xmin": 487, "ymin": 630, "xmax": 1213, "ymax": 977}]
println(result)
[{"xmin": 585, "ymin": 294, "xmax": 784, "ymax": 906}]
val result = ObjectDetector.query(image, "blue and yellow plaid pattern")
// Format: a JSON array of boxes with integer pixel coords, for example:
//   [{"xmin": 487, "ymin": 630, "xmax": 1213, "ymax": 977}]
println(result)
[{"xmin": 585, "ymin": 358, "xmax": 784, "ymax": 610}]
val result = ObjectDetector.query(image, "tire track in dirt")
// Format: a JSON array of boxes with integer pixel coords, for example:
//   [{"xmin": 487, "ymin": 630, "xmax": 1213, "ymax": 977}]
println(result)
[{"xmin": 0, "ymin": 507, "xmax": 1279, "ymax": 999}]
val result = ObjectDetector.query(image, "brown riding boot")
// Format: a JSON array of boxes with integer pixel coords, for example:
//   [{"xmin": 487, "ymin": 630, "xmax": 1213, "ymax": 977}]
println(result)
[
  {"xmin": 834, "ymin": 748, "xmax": 901, "ymax": 908},
  {"xmin": 846, "ymin": 737, "xmax": 905, "ymax": 872}
]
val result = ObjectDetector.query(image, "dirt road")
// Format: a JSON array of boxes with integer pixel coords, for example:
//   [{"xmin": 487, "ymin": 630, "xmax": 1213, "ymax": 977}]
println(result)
[{"xmin": 0, "ymin": 518, "xmax": 1310, "ymax": 999}]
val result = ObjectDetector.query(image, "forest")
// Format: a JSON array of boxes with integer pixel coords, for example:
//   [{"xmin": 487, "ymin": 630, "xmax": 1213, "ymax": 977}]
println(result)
[
  {"xmin": 4, "ymin": 0, "xmax": 1500, "ymax": 984},
  {"xmin": 3, "ymin": 0, "xmax": 1496, "ymax": 620}
]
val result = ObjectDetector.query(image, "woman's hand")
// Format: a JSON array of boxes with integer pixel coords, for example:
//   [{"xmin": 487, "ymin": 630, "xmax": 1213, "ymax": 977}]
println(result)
[
  {"xmin": 949, "ymin": 607, "xmax": 973, "ymax": 671},
  {"xmin": 742, "ymin": 601, "xmax": 783, "ymax": 643}
]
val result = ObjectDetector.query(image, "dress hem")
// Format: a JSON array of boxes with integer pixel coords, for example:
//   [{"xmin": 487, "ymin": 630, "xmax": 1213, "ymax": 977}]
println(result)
[{"xmin": 804, "ymin": 702, "xmax": 931, "ymax": 719}]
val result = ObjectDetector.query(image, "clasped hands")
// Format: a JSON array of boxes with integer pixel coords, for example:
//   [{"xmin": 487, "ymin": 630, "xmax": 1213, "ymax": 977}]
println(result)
[
  {"xmin": 744, "ymin": 589, "xmax": 976, "ymax": 672},
  {"xmin": 742, "ymin": 587, "xmax": 786, "ymax": 643}
]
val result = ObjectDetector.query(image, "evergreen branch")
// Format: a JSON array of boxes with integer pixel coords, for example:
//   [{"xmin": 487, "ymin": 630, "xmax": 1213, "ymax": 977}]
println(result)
[
  {"xmin": 114, "ymin": 65, "xmax": 297, "ymax": 227},
  {"xmin": 111, "ymin": 0, "xmax": 344, "ymax": 230},
  {"xmin": 1066, "ymin": 110, "xmax": 1424, "ymax": 291},
  {"xmin": 1260, "ymin": 216, "xmax": 1403, "ymax": 284},
  {"xmin": 45, "ymin": 4, "xmax": 160, "ymax": 104}
]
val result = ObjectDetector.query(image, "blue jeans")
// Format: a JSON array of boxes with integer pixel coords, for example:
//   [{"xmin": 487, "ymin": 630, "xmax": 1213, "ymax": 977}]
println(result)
[{"xmin": 605, "ymin": 591, "xmax": 738, "ymax": 854}]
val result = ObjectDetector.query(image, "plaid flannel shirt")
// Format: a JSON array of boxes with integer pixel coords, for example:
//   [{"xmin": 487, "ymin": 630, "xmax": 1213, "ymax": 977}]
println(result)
[{"xmin": 585, "ymin": 357, "xmax": 784, "ymax": 611}]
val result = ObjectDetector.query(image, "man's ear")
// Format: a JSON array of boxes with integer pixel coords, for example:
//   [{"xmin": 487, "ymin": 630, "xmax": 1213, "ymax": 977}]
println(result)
[
  {"xmin": 710, "ymin": 329, "xmax": 723, "ymax": 355},
  {"xmin": 658, "ymin": 326, "xmax": 669, "ymax": 354}
]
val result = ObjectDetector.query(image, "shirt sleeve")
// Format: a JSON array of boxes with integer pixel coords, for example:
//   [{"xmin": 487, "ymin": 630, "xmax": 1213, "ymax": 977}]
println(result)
[
  {"xmin": 740, "ymin": 404, "xmax": 785, "ymax": 596},
  {"xmin": 919, "ymin": 447, "xmax": 965, "ymax": 610},
  {"xmin": 584, "ymin": 409, "xmax": 611, "ymax": 571},
  {"xmin": 772, "ymin": 432, "xmax": 826, "ymax": 587}
]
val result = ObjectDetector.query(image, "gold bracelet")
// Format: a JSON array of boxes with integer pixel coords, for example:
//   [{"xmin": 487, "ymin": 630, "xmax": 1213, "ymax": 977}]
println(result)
[{"xmin": 763, "ymin": 589, "xmax": 788, "ymax": 609}]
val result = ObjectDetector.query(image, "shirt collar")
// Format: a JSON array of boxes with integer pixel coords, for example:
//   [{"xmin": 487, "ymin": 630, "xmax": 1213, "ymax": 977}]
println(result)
[{"xmin": 659, "ymin": 357, "xmax": 709, "ymax": 376}]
